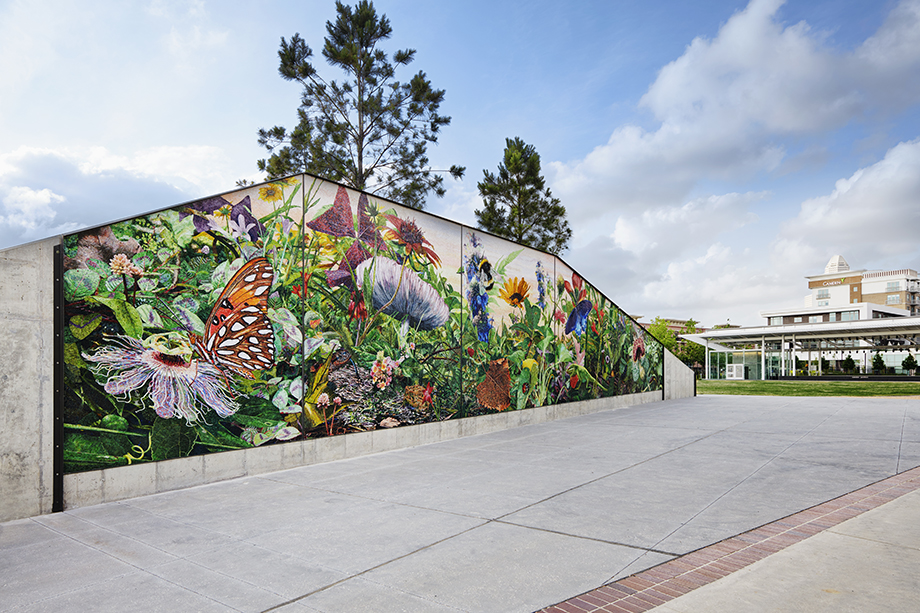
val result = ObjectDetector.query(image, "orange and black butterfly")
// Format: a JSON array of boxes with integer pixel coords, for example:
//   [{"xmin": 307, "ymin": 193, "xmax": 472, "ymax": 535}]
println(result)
[{"xmin": 191, "ymin": 257, "xmax": 276, "ymax": 378}]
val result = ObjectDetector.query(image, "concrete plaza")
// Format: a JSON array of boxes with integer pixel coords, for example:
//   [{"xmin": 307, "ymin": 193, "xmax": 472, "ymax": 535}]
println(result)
[{"xmin": 2, "ymin": 395, "xmax": 918, "ymax": 612}]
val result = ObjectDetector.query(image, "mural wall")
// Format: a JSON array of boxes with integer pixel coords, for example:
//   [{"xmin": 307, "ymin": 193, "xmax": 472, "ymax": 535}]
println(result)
[{"xmin": 61, "ymin": 174, "xmax": 662, "ymax": 473}]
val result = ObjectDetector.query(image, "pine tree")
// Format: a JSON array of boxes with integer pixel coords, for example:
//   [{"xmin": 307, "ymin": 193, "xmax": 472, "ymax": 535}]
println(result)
[
  {"xmin": 476, "ymin": 137, "xmax": 572, "ymax": 254},
  {"xmin": 257, "ymin": 1, "xmax": 464, "ymax": 210}
]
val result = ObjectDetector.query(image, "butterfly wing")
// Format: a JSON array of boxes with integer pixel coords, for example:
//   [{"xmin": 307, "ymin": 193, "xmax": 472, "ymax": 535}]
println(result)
[
  {"xmin": 194, "ymin": 257, "xmax": 276, "ymax": 378},
  {"xmin": 565, "ymin": 300, "xmax": 593, "ymax": 335}
]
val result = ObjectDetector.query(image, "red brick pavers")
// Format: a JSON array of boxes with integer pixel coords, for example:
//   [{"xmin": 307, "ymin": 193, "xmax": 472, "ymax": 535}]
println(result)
[{"xmin": 539, "ymin": 465, "xmax": 920, "ymax": 613}]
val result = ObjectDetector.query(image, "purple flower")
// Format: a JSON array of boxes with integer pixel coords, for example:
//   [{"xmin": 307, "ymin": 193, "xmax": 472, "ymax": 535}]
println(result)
[
  {"xmin": 355, "ymin": 257, "xmax": 449, "ymax": 330},
  {"xmin": 83, "ymin": 335, "xmax": 238, "ymax": 422}
]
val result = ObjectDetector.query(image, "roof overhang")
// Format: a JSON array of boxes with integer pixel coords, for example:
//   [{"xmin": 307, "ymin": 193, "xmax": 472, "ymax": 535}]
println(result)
[{"xmin": 682, "ymin": 316, "xmax": 920, "ymax": 348}]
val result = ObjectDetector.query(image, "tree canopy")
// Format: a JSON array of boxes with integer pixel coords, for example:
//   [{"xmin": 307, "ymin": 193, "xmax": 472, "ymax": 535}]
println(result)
[
  {"xmin": 257, "ymin": 0, "xmax": 463, "ymax": 210},
  {"xmin": 476, "ymin": 137, "xmax": 571, "ymax": 254},
  {"xmin": 648, "ymin": 317, "xmax": 705, "ymax": 368}
]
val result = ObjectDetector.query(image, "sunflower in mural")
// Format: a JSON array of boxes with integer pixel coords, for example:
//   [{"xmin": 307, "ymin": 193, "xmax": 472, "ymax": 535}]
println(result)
[
  {"xmin": 259, "ymin": 184, "xmax": 284, "ymax": 202},
  {"xmin": 499, "ymin": 277, "xmax": 530, "ymax": 308}
]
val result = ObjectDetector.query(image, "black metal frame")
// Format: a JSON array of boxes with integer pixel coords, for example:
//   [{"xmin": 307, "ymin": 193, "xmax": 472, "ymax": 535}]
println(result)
[{"xmin": 53, "ymin": 244, "xmax": 64, "ymax": 512}]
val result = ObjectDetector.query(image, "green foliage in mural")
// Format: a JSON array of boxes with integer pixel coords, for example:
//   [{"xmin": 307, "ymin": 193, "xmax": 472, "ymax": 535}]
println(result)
[{"xmin": 61, "ymin": 173, "xmax": 662, "ymax": 473}]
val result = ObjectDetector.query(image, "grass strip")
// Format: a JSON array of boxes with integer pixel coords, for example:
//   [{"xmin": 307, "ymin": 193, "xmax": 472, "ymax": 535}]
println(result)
[{"xmin": 697, "ymin": 379, "xmax": 920, "ymax": 397}]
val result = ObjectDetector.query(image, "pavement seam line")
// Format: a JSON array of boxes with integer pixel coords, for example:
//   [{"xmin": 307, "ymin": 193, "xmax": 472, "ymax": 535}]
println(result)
[
  {"xmin": 539, "ymin": 465, "xmax": 920, "ymax": 613},
  {"xmin": 609, "ymin": 403, "xmax": 844, "ymax": 582},
  {"xmin": 491, "ymin": 519, "xmax": 680, "ymax": 556},
  {"xmin": 257, "ymin": 520, "xmax": 490, "ymax": 613}
]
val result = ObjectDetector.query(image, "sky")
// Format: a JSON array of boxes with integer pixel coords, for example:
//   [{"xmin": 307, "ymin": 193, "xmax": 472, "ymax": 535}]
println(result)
[{"xmin": 2, "ymin": 0, "xmax": 920, "ymax": 327}]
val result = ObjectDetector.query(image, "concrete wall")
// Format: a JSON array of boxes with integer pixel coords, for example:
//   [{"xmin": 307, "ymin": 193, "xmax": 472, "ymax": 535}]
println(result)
[
  {"xmin": 0, "ymin": 237, "xmax": 58, "ymax": 522},
  {"xmin": 664, "ymin": 349, "xmax": 696, "ymax": 400},
  {"xmin": 0, "ymin": 234, "xmax": 695, "ymax": 521},
  {"xmin": 63, "ymin": 390, "xmax": 663, "ymax": 510}
]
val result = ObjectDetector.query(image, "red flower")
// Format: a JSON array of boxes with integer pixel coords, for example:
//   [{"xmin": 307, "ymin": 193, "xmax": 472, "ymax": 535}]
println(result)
[
  {"xmin": 554, "ymin": 308, "xmax": 566, "ymax": 323},
  {"xmin": 564, "ymin": 280, "xmax": 573, "ymax": 295},
  {"xmin": 348, "ymin": 292, "xmax": 367, "ymax": 320},
  {"xmin": 572, "ymin": 272, "xmax": 583, "ymax": 292},
  {"xmin": 570, "ymin": 373, "xmax": 579, "ymax": 388},
  {"xmin": 291, "ymin": 283, "xmax": 303, "ymax": 297},
  {"xmin": 385, "ymin": 215, "xmax": 441, "ymax": 267},
  {"xmin": 467, "ymin": 347, "xmax": 475, "ymax": 357},
  {"xmin": 423, "ymin": 383, "xmax": 434, "ymax": 405},
  {"xmin": 591, "ymin": 321, "xmax": 598, "ymax": 335}
]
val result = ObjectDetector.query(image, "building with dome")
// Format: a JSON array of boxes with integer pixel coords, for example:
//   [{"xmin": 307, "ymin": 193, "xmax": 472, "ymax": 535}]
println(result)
[{"xmin": 683, "ymin": 256, "xmax": 920, "ymax": 379}]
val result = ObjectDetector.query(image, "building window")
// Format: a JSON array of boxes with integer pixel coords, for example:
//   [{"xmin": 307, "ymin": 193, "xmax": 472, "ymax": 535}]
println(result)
[
  {"xmin": 794, "ymin": 316, "xmax": 803, "ymax": 323},
  {"xmin": 768, "ymin": 317, "xmax": 782, "ymax": 326},
  {"xmin": 829, "ymin": 313, "xmax": 837, "ymax": 322},
  {"xmin": 817, "ymin": 301, "xmax": 829, "ymax": 306},
  {"xmin": 816, "ymin": 289, "xmax": 830, "ymax": 300},
  {"xmin": 887, "ymin": 281, "xmax": 900, "ymax": 292},
  {"xmin": 887, "ymin": 294, "xmax": 901, "ymax": 305},
  {"xmin": 809, "ymin": 315, "xmax": 820, "ymax": 323},
  {"xmin": 853, "ymin": 286, "xmax": 859, "ymax": 292},
  {"xmin": 841, "ymin": 311, "xmax": 858, "ymax": 321}
]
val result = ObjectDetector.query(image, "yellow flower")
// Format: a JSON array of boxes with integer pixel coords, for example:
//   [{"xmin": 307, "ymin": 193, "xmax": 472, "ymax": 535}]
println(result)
[
  {"xmin": 522, "ymin": 358, "xmax": 538, "ymax": 371},
  {"xmin": 499, "ymin": 277, "xmax": 530, "ymax": 307},
  {"xmin": 213, "ymin": 204, "xmax": 233, "ymax": 220},
  {"xmin": 259, "ymin": 184, "xmax": 283, "ymax": 202}
]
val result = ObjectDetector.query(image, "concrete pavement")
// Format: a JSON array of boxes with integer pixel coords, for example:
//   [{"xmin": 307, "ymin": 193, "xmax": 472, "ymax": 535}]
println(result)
[
  {"xmin": 654, "ymin": 485, "xmax": 920, "ymax": 613},
  {"xmin": 1, "ymin": 395, "xmax": 919, "ymax": 612}
]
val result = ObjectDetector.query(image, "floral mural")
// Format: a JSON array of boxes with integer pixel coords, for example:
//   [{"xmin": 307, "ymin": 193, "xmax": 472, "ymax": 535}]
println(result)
[{"xmin": 61, "ymin": 174, "xmax": 662, "ymax": 473}]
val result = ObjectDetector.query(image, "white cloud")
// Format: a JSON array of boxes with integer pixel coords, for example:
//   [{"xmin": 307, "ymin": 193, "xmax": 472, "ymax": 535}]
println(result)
[
  {"xmin": 546, "ymin": 0, "xmax": 920, "ymax": 326},
  {"xmin": 77, "ymin": 145, "xmax": 234, "ymax": 196},
  {"xmin": 0, "ymin": 186, "xmax": 76, "ymax": 238},
  {"xmin": 551, "ymin": 0, "xmax": 920, "ymax": 235},
  {"xmin": 612, "ymin": 192, "xmax": 763, "ymax": 257},
  {"xmin": 774, "ymin": 138, "xmax": 920, "ymax": 269},
  {"xmin": 0, "ymin": 148, "xmax": 191, "ymax": 250}
]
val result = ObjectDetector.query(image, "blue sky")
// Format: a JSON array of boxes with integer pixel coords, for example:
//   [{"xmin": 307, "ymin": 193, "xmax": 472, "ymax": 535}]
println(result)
[{"xmin": 2, "ymin": 0, "xmax": 919, "ymax": 326}]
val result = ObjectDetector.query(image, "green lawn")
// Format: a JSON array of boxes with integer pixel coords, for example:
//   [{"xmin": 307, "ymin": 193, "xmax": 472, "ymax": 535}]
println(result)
[{"xmin": 697, "ymin": 379, "xmax": 920, "ymax": 397}]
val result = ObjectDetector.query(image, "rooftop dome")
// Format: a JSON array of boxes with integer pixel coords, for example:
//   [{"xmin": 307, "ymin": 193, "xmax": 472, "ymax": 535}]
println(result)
[{"xmin": 825, "ymin": 255, "xmax": 850, "ymax": 275}]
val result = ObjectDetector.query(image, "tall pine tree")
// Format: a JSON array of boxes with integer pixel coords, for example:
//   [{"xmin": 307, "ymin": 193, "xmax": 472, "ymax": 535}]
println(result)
[
  {"xmin": 476, "ymin": 137, "xmax": 571, "ymax": 254},
  {"xmin": 257, "ymin": 0, "xmax": 463, "ymax": 210}
]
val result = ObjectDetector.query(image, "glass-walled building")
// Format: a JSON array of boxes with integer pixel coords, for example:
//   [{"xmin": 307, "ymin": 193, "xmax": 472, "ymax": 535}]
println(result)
[{"xmin": 686, "ymin": 256, "xmax": 920, "ymax": 380}]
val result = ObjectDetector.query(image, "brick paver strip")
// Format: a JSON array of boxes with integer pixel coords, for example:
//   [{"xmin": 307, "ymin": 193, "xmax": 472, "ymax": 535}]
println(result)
[{"xmin": 539, "ymin": 465, "xmax": 920, "ymax": 613}]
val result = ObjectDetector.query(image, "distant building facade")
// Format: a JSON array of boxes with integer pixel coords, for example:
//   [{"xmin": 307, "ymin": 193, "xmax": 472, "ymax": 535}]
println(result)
[{"xmin": 683, "ymin": 256, "xmax": 920, "ymax": 379}]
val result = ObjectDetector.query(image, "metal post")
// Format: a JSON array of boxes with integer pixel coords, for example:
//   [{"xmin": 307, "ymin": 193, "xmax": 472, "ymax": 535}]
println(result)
[{"xmin": 781, "ymin": 335, "xmax": 785, "ymax": 377}]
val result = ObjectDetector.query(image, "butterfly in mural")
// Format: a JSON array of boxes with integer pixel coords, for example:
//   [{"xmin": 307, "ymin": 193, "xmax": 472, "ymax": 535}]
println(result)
[
  {"xmin": 191, "ymin": 257, "xmax": 276, "ymax": 378},
  {"xmin": 565, "ymin": 299, "xmax": 593, "ymax": 337}
]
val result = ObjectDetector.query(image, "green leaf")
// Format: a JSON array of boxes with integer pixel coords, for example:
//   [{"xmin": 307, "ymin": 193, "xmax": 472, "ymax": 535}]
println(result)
[
  {"xmin": 100, "ymin": 414, "xmax": 129, "ymax": 431},
  {"xmin": 69, "ymin": 313, "xmax": 103, "ymax": 340},
  {"xmin": 88, "ymin": 296, "xmax": 144, "ymax": 338},
  {"xmin": 63, "ymin": 432, "xmax": 129, "ymax": 470},
  {"xmin": 135, "ymin": 304, "xmax": 164, "ymax": 328},
  {"xmin": 63, "ymin": 269, "xmax": 100, "ymax": 301},
  {"xmin": 272, "ymin": 388, "xmax": 290, "ymax": 410},
  {"xmin": 174, "ymin": 306, "xmax": 205, "ymax": 335},
  {"xmin": 64, "ymin": 343, "xmax": 86, "ymax": 368},
  {"xmin": 232, "ymin": 413, "xmax": 287, "ymax": 429},
  {"xmin": 150, "ymin": 418, "xmax": 197, "ymax": 461},
  {"xmin": 196, "ymin": 424, "xmax": 251, "ymax": 450},
  {"xmin": 493, "ymin": 249, "xmax": 523, "ymax": 277}
]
